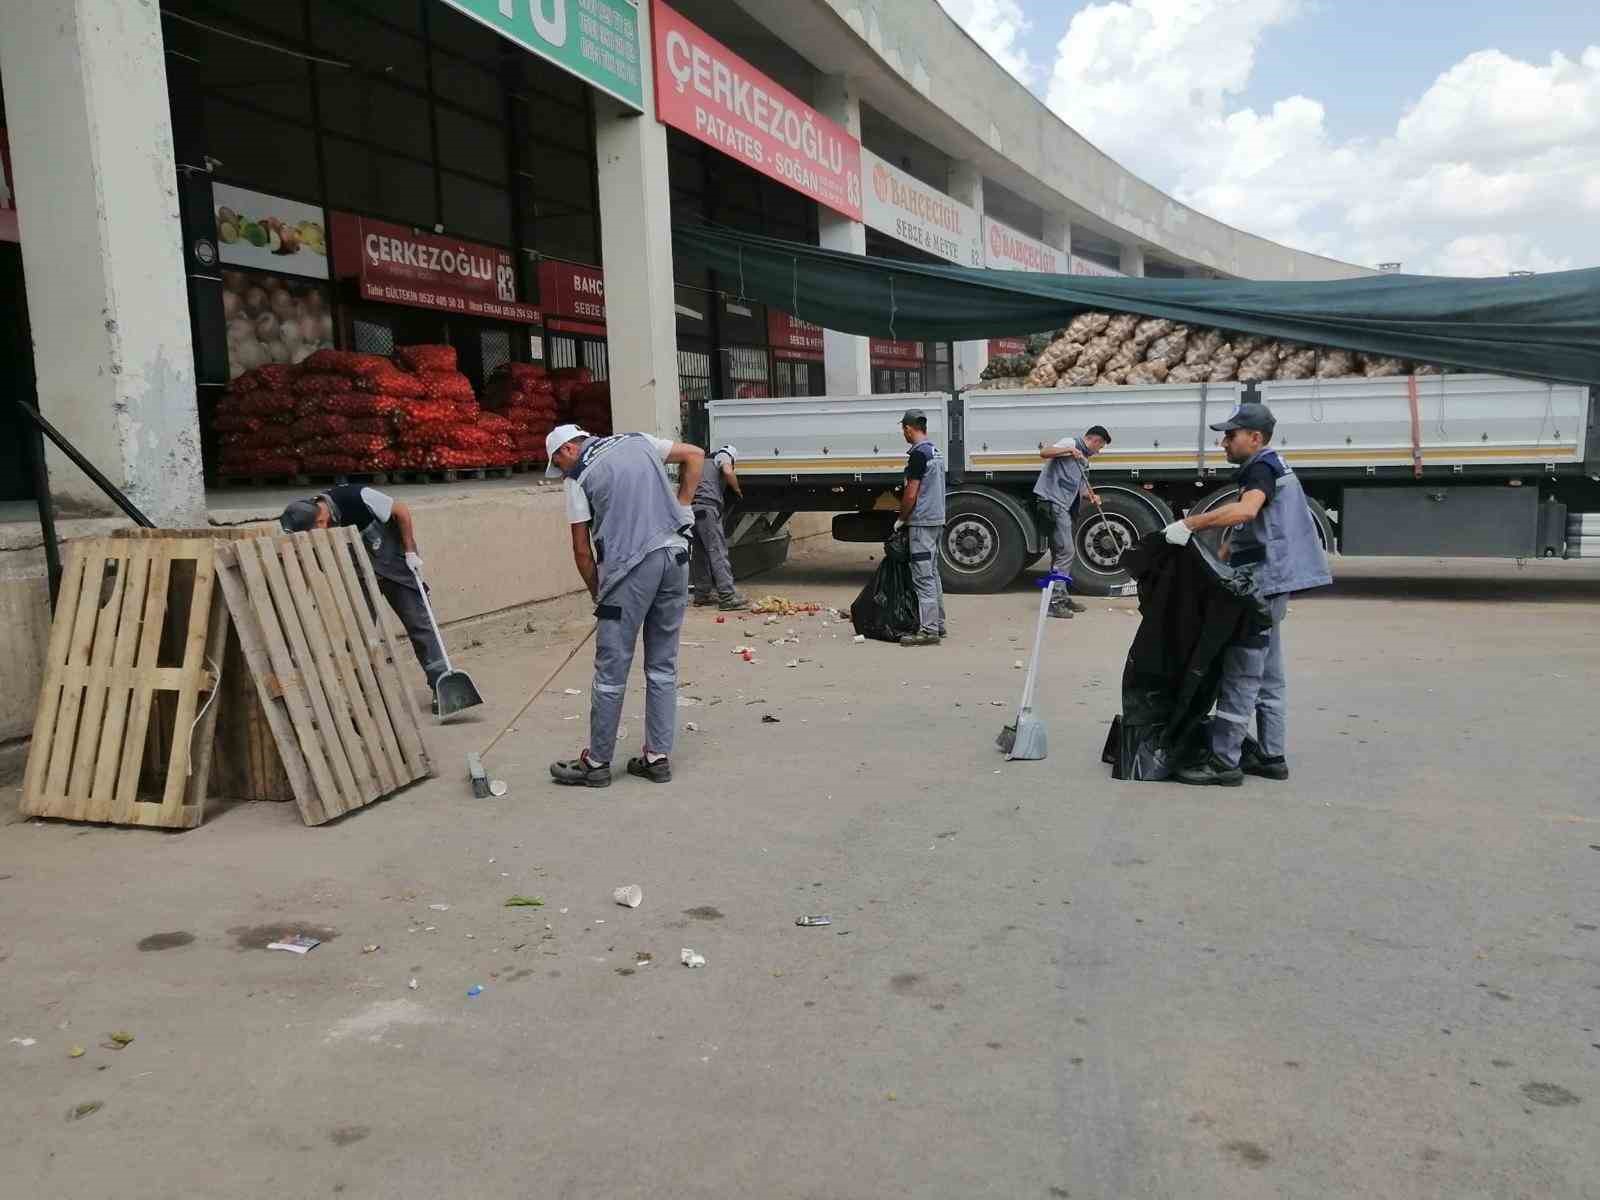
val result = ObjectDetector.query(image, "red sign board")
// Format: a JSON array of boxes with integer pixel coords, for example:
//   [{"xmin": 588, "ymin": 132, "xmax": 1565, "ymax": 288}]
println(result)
[
  {"xmin": 870, "ymin": 338, "xmax": 924, "ymax": 367},
  {"xmin": 330, "ymin": 211, "xmax": 540, "ymax": 322},
  {"xmin": 988, "ymin": 337, "xmax": 1029, "ymax": 357},
  {"xmin": 537, "ymin": 259, "xmax": 606, "ymax": 325},
  {"xmin": 0, "ymin": 127, "xmax": 18, "ymax": 244},
  {"xmin": 767, "ymin": 311, "xmax": 824, "ymax": 361},
  {"xmin": 652, "ymin": 1, "xmax": 863, "ymax": 222}
]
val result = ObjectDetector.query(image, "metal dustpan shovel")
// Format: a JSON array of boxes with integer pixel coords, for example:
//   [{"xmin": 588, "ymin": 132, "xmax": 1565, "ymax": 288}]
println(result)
[
  {"xmin": 997, "ymin": 575, "xmax": 1060, "ymax": 760},
  {"xmin": 411, "ymin": 566, "xmax": 483, "ymax": 718}
]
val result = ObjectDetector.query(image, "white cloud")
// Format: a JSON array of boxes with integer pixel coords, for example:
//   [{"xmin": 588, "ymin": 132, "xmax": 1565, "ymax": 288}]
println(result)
[
  {"xmin": 940, "ymin": 1, "xmax": 1600, "ymax": 276},
  {"xmin": 935, "ymin": 0, "xmax": 1034, "ymax": 82}
]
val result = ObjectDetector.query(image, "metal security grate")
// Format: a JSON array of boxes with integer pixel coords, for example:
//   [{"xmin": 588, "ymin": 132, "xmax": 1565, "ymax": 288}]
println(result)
[
  {"xmin": 480, "ymin": 329, "xmax": 512, "ymax": 378},
  {"xmin": 351, "ymin": 318, "xmax": 395, "ymax": 357}
]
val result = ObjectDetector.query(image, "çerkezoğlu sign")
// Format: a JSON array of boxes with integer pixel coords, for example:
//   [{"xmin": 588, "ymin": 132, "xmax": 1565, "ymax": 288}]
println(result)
[{"xmin": 438, "ymin": 0, "xmax": 644, "ymax": 111}]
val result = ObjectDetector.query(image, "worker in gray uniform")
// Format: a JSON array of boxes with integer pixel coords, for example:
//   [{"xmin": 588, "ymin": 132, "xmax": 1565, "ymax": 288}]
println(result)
[
  {"xmin": 1034, "ymin": 424, "xmax": 1111, "ymax": 618},
  {"xmin": 897, "ymin": 408, "xmax": 947, "ymax": 647},
  {"xmin": 278, "ymin": 485, "xmax": 446, "ymax": 709},
  {"xmin": 690, "ymin": 444, "xmax": 750, "ymax": 611},
  {"xmin": 1164, "ymin": 403, "xmax": 1331, "ymax": 786},
  {"xmin": 545, "ymin": 422, "xmax": 704, "ymax": 788}
]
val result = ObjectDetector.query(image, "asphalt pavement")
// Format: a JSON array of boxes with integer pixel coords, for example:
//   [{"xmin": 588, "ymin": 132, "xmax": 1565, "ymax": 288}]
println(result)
[{"xmin": 2, "ymin": 540, "xmax": 1597, "ymax": 1200}]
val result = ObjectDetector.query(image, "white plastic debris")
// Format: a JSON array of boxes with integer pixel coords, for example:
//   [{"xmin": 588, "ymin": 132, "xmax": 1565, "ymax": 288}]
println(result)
[
  {"xmin": 407, "ymin": 978, "xmax": 419, "ymax": 990},
  {"xmin": 852, "ymin": 635, "xmax": 865, "ymax": 644},
  {"xmin": 684, "ymin": 721, "xmax": 700, "ymax": 733},
  {"xmin": 785, "ymin": 659, "xmax": 801, "ymax": 669},
  {"xmin": 489, "ymin": 780, "xmax": 509, "ymax": 797},
  {"xmin": 1013, "ymin": 660, "xmax": 1024, "ymax": 669},
  {"xmin": 9, "ymin": 1037, "xmax": 37, "ymax": 1047},
  {"xmin": 563, "ymin": 688, "xmax": 583, "ymax": 696},
  {"xmin": 428, "ymin": 904, "xmax": 450, "ymax": 911},
  {"xmin": 680, "ymin": 948, "xmax": 706, "ymax": 968},
  {"xmin": 613, "ymin": 885, "xmax": 643, "ymax": 908}
]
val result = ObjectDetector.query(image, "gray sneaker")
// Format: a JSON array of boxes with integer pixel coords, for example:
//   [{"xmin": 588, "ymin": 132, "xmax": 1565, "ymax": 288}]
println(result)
[
  {"xmin": 1065, "ymin": 597, "xmax": 1087, "ymax": 614},
  {"xmin": 899, "ymin": 631, "xmax": 941, "ymax": 646},
  {"xmin": 626, "ymin": 755, "xmax": 672, "ymax": 783},
  {"xmin": 550, "ymin": 755, "xmax": 612, "ymax": 788},
  {"xmin": 718, "ymin": 592, "xmax": 751, "ymax": 611}
]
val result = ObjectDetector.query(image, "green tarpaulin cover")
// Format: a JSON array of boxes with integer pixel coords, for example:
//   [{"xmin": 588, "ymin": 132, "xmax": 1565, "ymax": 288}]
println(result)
[{"xmin": 672, "ymin": 225, "xmax": 1600, "ymax": 386}]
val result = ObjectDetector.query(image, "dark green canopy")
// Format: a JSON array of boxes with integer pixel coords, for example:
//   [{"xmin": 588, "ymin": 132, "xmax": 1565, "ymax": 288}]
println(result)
[{"xmin": 672, "ymin": 225, "xmax": 1600, "ymax": 387}]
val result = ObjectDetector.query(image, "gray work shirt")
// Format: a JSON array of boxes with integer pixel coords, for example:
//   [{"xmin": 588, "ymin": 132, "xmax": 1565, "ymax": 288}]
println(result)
[
  {"xmin": 904, "ymin": 439, "xmax": 946, "ymax": 526},
  {"xmin": 692, "ymin": 448, "xmax": 735, "ymax": 510},
  {"xmin": 1033, "ymin": 437, "xmax": 1093, "ymax": 508}
]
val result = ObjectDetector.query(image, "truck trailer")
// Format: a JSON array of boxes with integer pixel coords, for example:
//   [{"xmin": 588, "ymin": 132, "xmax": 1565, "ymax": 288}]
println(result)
[{"xmin": 709, "ymin": 373, "xmax": 1598, "ymax": 595}]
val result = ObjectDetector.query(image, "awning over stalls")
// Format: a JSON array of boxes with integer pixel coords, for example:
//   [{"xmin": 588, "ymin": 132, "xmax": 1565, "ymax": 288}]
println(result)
[{"xmin": 671, "ymin": 225, "xmax": 1600, "ymax": 386}]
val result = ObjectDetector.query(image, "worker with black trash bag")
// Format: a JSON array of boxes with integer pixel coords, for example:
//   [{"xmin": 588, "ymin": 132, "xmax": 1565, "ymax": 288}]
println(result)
[
  {"xmin": 544, "ymin": 423, "xmax": 704, "ymax": 789},
  {"xmin": 278, "ymin": 486, "xmax": 446, "ymax": 707},
  {"xmin": 689, "ymin": 444, "xmax": 751, "ymax": 612},
  {"xmin": 1034, "ymin": 424, "xmax": 1111, "ymax": 619},
  {"xmin": 1162, "ymin": 402, "xmax": 1332, "ymax": 786},
  {"xmin": 896, "ymin": 408, "xmax": 947, "ymax": 647}
]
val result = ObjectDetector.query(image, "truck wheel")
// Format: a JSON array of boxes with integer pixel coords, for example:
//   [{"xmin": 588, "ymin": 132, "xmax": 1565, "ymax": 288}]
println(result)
[
  {"xmin": 941, "ymin": 494, "xmax": 1027, "ymax": 593},
  {"xmin": 1071, "ymin": 491, "xmax": 1164, "ymax": 596},
  {"xmin": 1189, "ymin": 486, "xmax": 1337, "ymax": 554}
]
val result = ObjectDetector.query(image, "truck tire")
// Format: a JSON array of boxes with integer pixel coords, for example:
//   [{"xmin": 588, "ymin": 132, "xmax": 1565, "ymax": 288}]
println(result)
[
  {"xmin": 1188, "ymin": 486, "xmax": 1337, "ymax": 555},
  {"xmin": 1071, "ymin": 491, "xmax": 1167, "ymax": 596},
  {"xmin": 941, "ymin": 493, "xmax": 1028, "ymax": 593}
]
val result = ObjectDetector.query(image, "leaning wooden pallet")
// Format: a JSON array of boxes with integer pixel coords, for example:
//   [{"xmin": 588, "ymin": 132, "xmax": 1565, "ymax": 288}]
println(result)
[
  {"xmin": 21, "ymin": 535, "xmax": 230, "ymax": 828},
  {"xmin": 214, "ymin": 528, "xmax": 431, "ymax": 825}
]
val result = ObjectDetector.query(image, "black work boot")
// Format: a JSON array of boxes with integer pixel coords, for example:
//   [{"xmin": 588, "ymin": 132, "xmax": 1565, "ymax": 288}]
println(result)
[
  {"xmin": 692, "ymin": 592, "xmax": 718, "ymax": 607},
  {"xmin": 1065, "ymin": 597, "xmax": 1087, "ymax": 614},
  {"xmin": 1240, "ymin": 737, "xmax": 1289, "ymax": 781},
  {"xmin": 626, "ymin": 755, "xmax": 672, "ymax": 783},
  {"xmin": 1175, "ymin": 751, "xmax": 1245, "ymax": 788},
  {"xmin": 899, "ymin": 630, "xmax": 941, "ymax": 646},
  {"xmin": 550, "ymin": 753, "xmax": 612, "ymax": 788},
  {"xmin": 1047, "ymin": 595, "xmax": 1074, "ymax": 619},
  {"xmin": 718, "ymin": 592, "xmax": 750, "ymax": 611}
]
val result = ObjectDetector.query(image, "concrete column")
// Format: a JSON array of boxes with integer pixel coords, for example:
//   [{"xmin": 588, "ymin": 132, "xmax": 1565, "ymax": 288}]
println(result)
[
  {"xmin": 813, "ymin": 76, "xmax": 872, "ymax": 396},
  {"xmin": 594, "ymin": 0, "xmax": 681, "ymax": 438},
  {"xmin": 1045, "ymin": 214, "xmax": 1072, "ymax": 258},
  {"xmin": 1119, "ymin": 243, "xmax": 1147, "ymax": 278},
  {"xmin": 947, "ymin": 160, "xmax": 987, "ymax": 391},
  {"xmin": 0, "ymin": 0, "xmax": 205, "ymax": 525}
]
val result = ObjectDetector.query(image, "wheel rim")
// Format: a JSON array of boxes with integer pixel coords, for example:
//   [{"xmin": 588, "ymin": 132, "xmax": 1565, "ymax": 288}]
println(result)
[
  {"xmin": 1078, "ymin": 512, "xmax": 1137, "ymax": 575},
  {"xmin": 945, "ymin": 515, "xmax": 997, "ymax": 573}
]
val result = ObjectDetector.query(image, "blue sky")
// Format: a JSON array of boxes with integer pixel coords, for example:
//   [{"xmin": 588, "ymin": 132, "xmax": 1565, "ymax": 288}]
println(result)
[{"xmin": 937, "ymin": 0, "xmax": 1600, "ymax": 274}]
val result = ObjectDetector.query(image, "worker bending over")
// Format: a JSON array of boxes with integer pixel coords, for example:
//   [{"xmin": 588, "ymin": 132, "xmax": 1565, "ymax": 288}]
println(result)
[
  {"xmin": 279, "ymin": 486, "xmax": 445, "ymax": 707},
  {"xmin": 545, "ymin": 423, "xmax": 704, "ymax": 787},
  {"xmin": 1164, "ymin": 403, "xmax": 1331, "ymax": 786},
  {"xmin": 897, "ymin": 408, "xmax": 947, "ymax": 647},
  {"xmin": 690, "ymin": 444, "xmax": 750, "ymax": 611},
  {"xmin": 1034, "ymin": 424, "xmax": 1111, "ymax": 618}
]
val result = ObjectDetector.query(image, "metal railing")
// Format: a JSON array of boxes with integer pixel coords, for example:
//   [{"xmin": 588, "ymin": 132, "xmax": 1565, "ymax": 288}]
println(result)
[{"xmin": 16, "ymin": 400, "xmax": 154, "ymax": 609}]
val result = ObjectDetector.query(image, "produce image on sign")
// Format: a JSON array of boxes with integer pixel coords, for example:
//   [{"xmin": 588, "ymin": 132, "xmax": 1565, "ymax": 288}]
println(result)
[
  {"xmin": 439, "ymin": 0, "xmax": 644, "ymax": 111},
  {"xmin": 330, "ymin": 212, "xmax": 541, "ymax": 323},
  {"xmin": 213, "ymin": 183, "xmax": 328, "ymax": 279},
  {"xmin": 652, "ymin": 0, "xmax": 862, "ymax": 222},
  {"xmin": 221, "ymin": 269, "xmax": 336, "ymax": 380}
]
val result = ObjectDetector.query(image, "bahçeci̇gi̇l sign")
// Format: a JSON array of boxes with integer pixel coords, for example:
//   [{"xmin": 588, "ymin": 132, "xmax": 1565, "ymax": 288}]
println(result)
[
  {"xmin": 329, "ymin": 212, "xmax": 541, "ymax": 323},
  {"xmin": 651, "ymin": 0, "xmax": 862, "ymax": 221}
]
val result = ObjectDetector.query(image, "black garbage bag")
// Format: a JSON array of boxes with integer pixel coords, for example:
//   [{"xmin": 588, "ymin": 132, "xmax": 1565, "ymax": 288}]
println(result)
[
  {"xmin": 1102, "ymin": 534, "xmax": 1273, "ymax": 780},
  {"xmin": 850, "ymin": 530, "xmax": 919, "ymax": 642}
]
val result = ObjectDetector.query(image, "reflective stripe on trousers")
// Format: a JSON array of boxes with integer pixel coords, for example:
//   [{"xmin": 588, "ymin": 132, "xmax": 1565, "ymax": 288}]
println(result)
[
  {"xmin": 908, "ymin": 524, "xmax": 946, "ymax": 635},
  {"xmin": 691, "ymin": 506, "xmax": 735, "ymax": 598},
  {"xmin": 590, "ymin": 546, "xmax": 688, "ymax": 764},
  {"xmin": 1210, "ymin": 592, "xmax": 1290, "ymax": 765}
]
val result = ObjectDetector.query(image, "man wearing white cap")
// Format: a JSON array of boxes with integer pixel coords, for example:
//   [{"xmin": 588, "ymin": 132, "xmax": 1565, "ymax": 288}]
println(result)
[
  {"xmin": 690, "ymin": 444, "xmax": 750, "ymax": 611},
  {"xmin": 544, "ymin": 423, "xmax": 705, "ymax": 787}
]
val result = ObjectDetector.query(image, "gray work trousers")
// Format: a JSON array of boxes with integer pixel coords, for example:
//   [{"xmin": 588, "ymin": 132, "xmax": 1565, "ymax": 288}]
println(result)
[
  {"xmin": 691, "ymin": 506, "xmax": 736, "ymax": 598},
  {"xmin": 908, "ymin": 524, "xmax": 946, "ymax": 635},
  {"xmin": 1210, "ymin": 593, "xmax": 1290, "ymax": 766},
  {"xmin": 1046, "ymin": 500, "xmax": 1076, "ymax": 578},
  {"xmin": 377, "ymin": 578, "xmax": 447, "ymax": 690},
  {"xmin": 590, "ymin": 546, "xmax": 688, "ymax": 764}
]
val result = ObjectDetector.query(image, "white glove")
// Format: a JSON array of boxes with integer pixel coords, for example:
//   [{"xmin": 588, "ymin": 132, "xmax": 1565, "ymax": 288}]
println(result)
[
  {"xmin": 1162, "ymin": 520, "xmax": 1192, "ymax": 546},
  {"xmin": 405, "ymin": 551, "xmax": 424, "ymax": 574},
  {"xmin": 893, "ymin": 518, "xmax": 906, "ymax": 531}
]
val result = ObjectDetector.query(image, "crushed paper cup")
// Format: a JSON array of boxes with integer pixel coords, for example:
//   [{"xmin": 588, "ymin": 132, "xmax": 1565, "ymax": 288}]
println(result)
[
  {"xmin": 680, "ymin": 948, "xmax": 706, "ymax": 968},
  {"xmin": 613, "ymin": 885, "xmax": 643, "ymax": 909}
]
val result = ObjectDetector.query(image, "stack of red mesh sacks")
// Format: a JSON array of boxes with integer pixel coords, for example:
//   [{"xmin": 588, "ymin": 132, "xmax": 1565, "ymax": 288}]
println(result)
[
  {"xmin": 484, "ymin": 363, "xmax": 560, "ymax": 467},
  {"xmin": 390, "ymin": 345, "xmax": 516, "ymax": 470},
  {"xmin": 551, "ymin": 367, "xmax": 613, "ymax": 437},
  {"xmin": 290, "ymin": 350, "xmax": 421, "ymax": 475},
  {"xmin": 213, "ymin": 364, "xmax": 302, "ymax": 477}
]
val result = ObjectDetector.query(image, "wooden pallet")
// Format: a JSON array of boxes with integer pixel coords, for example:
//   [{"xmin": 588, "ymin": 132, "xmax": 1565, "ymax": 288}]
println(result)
[
  {"xmin": 214, "ymin": 528, "xmax": 432, "ymax": 825},
  {"xmin": 20, "ymin": 536, "xmax": 230, "ymax": 828}
]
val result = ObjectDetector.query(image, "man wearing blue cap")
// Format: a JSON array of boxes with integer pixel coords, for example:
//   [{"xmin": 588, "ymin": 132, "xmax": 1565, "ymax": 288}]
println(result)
[{"xmin": 1161, "ymin": 402, "xmax": 1331, "ymax": 786}]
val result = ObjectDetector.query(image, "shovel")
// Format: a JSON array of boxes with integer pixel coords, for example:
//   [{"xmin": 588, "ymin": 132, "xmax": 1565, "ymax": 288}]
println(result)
[
  {"xmin": 410, "ymin": 565, "xmax": 483, "ymax": 719},
  {"xmin": 997, "ymin": 574, "xmax": 1059, "ymax": 761}
]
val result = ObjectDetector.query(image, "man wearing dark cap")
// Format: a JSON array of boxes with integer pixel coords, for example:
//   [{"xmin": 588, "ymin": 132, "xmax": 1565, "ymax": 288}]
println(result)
[
  {"xmin": 279, "ymin": 486, "xmax": 445, "ymax": 704},
  {"xmin": 897, "ymin": 408, "xmax": 946, "ymax": 646},
  {"xmin": 1034, "ymin": 424, "xmax": 1111, "ymax": 618},
  {"xmin": 1162, "ymin": 402, "xmax": 1331, "ymax": 786}
]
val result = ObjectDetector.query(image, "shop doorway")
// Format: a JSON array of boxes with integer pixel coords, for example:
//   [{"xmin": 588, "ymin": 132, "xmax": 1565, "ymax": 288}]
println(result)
[{"xmin": 0, "ymin": 242, "xmax": 36, "ymax": 502}]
